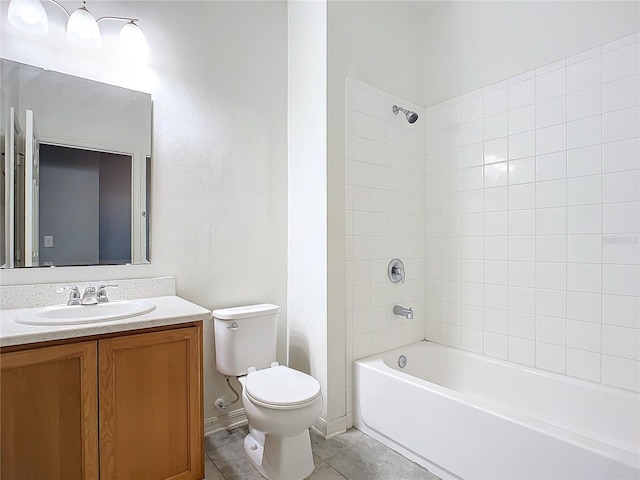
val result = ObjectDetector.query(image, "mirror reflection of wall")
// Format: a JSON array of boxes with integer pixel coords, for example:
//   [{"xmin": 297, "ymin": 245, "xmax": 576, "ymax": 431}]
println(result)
[
  {"xmin": 1, "ymin": 58, "xmax": 152, "ymax": 268},
  {"xmin": 39, "ymin": 144, "xmax": 132, "ymax": 267}
]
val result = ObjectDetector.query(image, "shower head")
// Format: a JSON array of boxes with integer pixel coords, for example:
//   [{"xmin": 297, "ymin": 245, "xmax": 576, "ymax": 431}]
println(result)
[{"xmin": 392, "ymin": 104, "xmax": 419, "ymax": 124}]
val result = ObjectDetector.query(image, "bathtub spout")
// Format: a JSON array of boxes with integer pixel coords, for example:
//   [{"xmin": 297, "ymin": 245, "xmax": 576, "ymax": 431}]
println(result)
[{"xmin": 393, "ymin": 305, "xmax": 413, "ymax": 319}]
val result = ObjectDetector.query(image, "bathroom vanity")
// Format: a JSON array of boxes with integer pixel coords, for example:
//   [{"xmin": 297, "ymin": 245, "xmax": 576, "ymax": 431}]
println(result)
[{"xmin": 0, "ymin": 281, "xmax": 209, "ymax": 480}]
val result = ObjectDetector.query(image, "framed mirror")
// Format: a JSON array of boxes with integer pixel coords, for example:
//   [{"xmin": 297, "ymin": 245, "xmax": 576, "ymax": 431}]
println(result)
[{"xmin": 1, "ymin": 58, "xmax": 152, "ymax": 268}]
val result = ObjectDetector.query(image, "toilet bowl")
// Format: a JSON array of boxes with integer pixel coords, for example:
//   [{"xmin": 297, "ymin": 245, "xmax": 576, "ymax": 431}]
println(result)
[
  {"xmin": 239, "ymin": 365, "xmax": 322, "ymax": 479},
  {"xmin": 212, "ymin": 304, "xmax": 323, "ymax": 480}
]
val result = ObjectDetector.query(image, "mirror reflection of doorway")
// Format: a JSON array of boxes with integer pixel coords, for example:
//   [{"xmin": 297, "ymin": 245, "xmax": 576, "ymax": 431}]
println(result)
[{"xmin": 39, "ymin": 144, "xmax": 132, "ymax": 266}]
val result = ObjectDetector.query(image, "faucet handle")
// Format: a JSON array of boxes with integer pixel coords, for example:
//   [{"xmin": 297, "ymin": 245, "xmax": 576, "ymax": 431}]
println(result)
[
  {"xmin": 96, "ymin": 284, "xmax": 118, "ymax": 303},
  {"xmin": 57, "ymin": 286, "xmax": 81, "ymax": 305}
]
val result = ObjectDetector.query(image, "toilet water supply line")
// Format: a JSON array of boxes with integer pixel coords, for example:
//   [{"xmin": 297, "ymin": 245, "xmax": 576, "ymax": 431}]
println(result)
[{"xmin": 215, "ymin": 377, "xmax": 241, "ymax": 410}]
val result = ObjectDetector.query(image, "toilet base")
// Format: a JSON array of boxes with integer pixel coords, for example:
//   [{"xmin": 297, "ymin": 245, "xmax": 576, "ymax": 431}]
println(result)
[{"xmin": 244, "ymin": 428, "xmax": 315, "ymax": 480}]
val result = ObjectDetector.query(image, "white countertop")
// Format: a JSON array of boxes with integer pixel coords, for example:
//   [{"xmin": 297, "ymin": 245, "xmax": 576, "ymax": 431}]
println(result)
[{"xmin": 0, "ymin": 295, "xmax": 211, "ymax": 348}]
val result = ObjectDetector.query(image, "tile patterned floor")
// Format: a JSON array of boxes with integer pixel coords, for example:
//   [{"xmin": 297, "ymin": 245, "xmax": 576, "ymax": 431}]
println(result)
[{"xmin": 204, "ymin": 426, "xmax": 441, "ymax": 480}]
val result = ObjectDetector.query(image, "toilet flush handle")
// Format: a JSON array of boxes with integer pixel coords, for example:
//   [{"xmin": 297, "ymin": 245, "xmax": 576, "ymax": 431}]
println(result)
[{"xmin": 227, "ymin": 322, "xmax": 239, "ymax": 331}]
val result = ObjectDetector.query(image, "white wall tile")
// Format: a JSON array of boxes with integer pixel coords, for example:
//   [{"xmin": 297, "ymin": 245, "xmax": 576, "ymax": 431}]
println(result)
[
  {"xmin": 603, "ymin": 325, "xmax": 639, "ymax": 360},
  {"xmin": 567, "ymin": 145, "xmax": 601, "ymax": 178},
  {"xmin": 604, "ymin": 234, "xmax": 640, "ymax": 265},
  {"xmin": 461, "ymin": 327, "xmax": 484, "ymax": 353},
  {"xmin": 603, "ymin": 171, "xmax": 640, "ymax": 203},
  {"xmin": 536, "ymin": 124, "xmax": 567, "ymax": 155},
  {"xmin": 509, "ymin": 132, "xmax": 535, "ymax": 160},
  {"xmin": 536, "ymin": 96, "xmax": 566, "ymax": 128},
  {"xmin": 509, "ymin": 286, "xmax": 536, "ymax": 314},
  {"xmin": 603, "ymin": 75, "xmax": 640, "ymax": 113},
  {"xmin": 602, "ymin": 138, "xmax": 640, "ymax": 173},
  {"xmin": 567, "ymin": 175, "xmax": 601, "ymax": 206},
  {"xmin": 567, "ymin": 116, "xmax": 602, "ymax": 150},
  {"xmin": 484, "ymin": 114, "xmax": 507, "ymax": 141},
  {"xmin": 462, "ymin": 259, "xmax": 484, "ymax": 284},
  {"xmin": 509, "ymin": 157, "xmax": 536, "ymax": 185},
  {"xmin": 461, "ymin": 120, "xmax": 484, "ymax": 145},
  {"xmin": 536, "ymin": 342, "xmax": 566, "ymax": 373},
  {"xmin": 484, "ymin": 212, "xmax": 508, "ymax": 236},
  {"xmin": 509, "ymin": 184, "xmax": 536, "ymax": 210},
  {"xmin": 567, "ymin": 56, "xmax": 602, "ymax": 93},
  {"xmin": 509, "ymin": 105, "xmax": 536, "ymax": 135},
  {"xmin": 509, "ymin": 209, "xmax": 535, "ymax": 235},
  {"xmin": 484, "ymin": 162, "xmax": 509, "ymax": 188},
  {"xmin": 484, "ymin": 138, "xmax": 508, "ymax": 164},
  {"xmin": 567, "ymin": 319, "xmax": 601, "ymax": 352},
  {"xmin": 567, "ymin": 234, "xmax": 602, "ymax": 263},
  {"xmin": 484, "ymin": 236, "xmax": 509, "ymax": 261},
  {"xmin": 567, "ymin": 291, "xmax": 602, "ymax": 323},
  {"xmin": 484, "ymin": 187, "xmax": 508, "ymax": 212},
  {"xmin": 603, "ymin": 264, "xmax": 640, "ymax": 296},
  {"xmin": 536, "ymin": 68, "xmax": 567, "ymax": 102},
  {"xmin": 536, "ymin": 152, "xmax": 567, "ymax": 181},
  {"xmin": 603, "ymin": 202, "xmax": 639, "ymax": 233},
  {"xmin": 461, "ymin": 166, "xmax": 484, "ymax": 191},
  {"xmin": 484, "ymin": 260, "xmax": 509, "ymax": 285},
  {"xmin": 461, "ymin": 95, "xmax": 483, "ymax": 123},
  {"xmin": 508, "ymin": 78, "xmax": 535, "ymax": 109},
  {"xmin": 567, "ymin": 263, "xmax": 602, "ymax": 294},
  {"xmin": 567, "ymin": 86, "xmax": 602, "ymax": 121},
  {"xmin": 602, "ymin": 294, "xmax": 640, "ymax": 328},
  {"xmin": 462, "ymin": 304, "xmax": 484, "ymax": 329},
  {"xmin": 484, "ymin": 284, "xmax": 508, "ymax": 310},
  {"xmin": 509, "ymin": 312, "xmax": 536, "ymax": 339},
  {"xmin": 537, "ymin": 235, "xmax": 567, "ymax": 262},
  {"xmin": 536, "ymin": 315, "xmax": 567, "ymax": 345},
  {"xmin": 603, "ymin": 106, "xmax": 640, "ymax": 143},
  {"xmin": 509, "ymin": 261, "xmax": 536, "ymax": 288},
  {"xmin": 461, "ymin": 142, "xmax": 484, "ymax": 168},
  {"xmin": 602, "ymin": 42, "xmax": 640, "ymax": 83},
  {"xmin": 536, "ymin": 288, "xmax": 566, "ymax": 318},
  {"xmin": 536, "ymin": 181, "xmax": 566, "ymax": 208},
  {"xmin": 602, "ymin": 355, "xmax": 639, "ymax": 391},
  {"xmin": 508, "ymin": 337, "xmax": 535, "ymax": 366},
  {"xmin": 509, "ymin": 236, "xmax": 536, "ymax": 262},
  {"xmin": 567, "ymin": 348, "xmax": 601, "ymax": 382},
  {"xmin": 484, "ymin": 331, "xmax": 508, "ymax": 359},
  {"xmin": 536, "ymin": 262, "xmax": 566, "ymax": 291},
  {"xmin": 536, "ymin": 207, "xmax": 566, "ymax": 234},
  {"xmin": 567, "ymin": 205, "xmax": 602, "ymax": 234}
]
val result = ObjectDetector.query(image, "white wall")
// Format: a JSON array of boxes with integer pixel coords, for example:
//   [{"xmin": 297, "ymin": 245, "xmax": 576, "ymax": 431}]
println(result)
[
  {"xmin": 423, "ymin": 32, "xmax": 640, "ymax": 392},
  {"xmin": 287, "ymin": 0, "xmax": 330, "ymax": 426},
  {"xmin": 421, "ymin": 1, "xmax": 640, "ymax": 106},
  {"xmin": 0, "ymin": 1, "xmax": 288, "ymax": 430}
]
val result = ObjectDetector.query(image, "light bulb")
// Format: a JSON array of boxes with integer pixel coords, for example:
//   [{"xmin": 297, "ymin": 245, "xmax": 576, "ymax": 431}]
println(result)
[
  {"xmin": 8, "ymin": 0, "xmax": 48, "ymax": 35},
  {"xmin": 67, "ymin": 5, "xmax": 100, "ymax": 48},
  {"xmin": 120, "ymin": 21, "xmax": 147, "ymax": 58}
]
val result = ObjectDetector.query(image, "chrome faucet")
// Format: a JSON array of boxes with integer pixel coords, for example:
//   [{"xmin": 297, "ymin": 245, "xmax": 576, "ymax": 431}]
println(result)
[
  {"xmin": 96, "ymin": 284, "xmax": 118, "ymax": 303},
  {"xmin": 393, "ymin": 305, "xmax": 414, "ymax": 320},
  {"xmin": 57, "ymin": 286, "xmax": 81, "ymax": 305},
  {"xmin": 81, "ymin": 286, "xmax": 98, "ymax": 305}
]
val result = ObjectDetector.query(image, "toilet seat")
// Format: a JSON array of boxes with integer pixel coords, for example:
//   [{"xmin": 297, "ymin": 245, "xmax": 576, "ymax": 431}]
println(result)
[{"xmin": 245, "ymin": 366, "xmax": 321, "ymax": 410}]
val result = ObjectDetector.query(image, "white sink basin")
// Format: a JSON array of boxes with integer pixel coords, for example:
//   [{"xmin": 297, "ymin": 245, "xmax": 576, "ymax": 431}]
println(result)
[{"xmin": 15, "ymin": 300, "xmax": 156, "ymax": 326}]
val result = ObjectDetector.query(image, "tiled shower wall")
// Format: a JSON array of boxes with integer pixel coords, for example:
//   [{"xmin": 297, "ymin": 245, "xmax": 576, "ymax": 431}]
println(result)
[
  {"xmin": 424, "ymin": 33, "xmax": 640, "ymax": 392},
  {"xmin": 345, "ymin": 78, "xmax": 426, "ymax": 425}
]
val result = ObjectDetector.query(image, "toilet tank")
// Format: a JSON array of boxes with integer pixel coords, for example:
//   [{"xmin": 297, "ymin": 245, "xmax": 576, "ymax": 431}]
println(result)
[{"xmin": 213, "ymin": 304, "xmax": 280, "ymax": 376}]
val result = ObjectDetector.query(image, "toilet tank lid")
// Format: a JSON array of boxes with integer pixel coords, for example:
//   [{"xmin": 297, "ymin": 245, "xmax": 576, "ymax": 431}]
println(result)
[{"xmin": 212, "ymin": 303, "xmax": 280, "ymax": 320}]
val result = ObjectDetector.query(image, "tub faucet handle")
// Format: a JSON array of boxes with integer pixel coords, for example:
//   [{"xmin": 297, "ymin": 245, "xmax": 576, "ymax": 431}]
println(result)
[{"xmin": 388, "ymin": 258, "xmax": 406, "ymax": 284}]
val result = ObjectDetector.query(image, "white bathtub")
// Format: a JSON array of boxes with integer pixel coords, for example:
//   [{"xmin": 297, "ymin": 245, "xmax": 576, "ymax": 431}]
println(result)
[{"xmin": 354, "ymin": 341, "xmax": 640, "ymax": 480}]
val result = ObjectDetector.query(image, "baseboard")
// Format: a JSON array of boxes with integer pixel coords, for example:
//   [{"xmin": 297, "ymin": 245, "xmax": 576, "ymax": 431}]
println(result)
[
  {"xmin": 204, "ymin": 408, "xmax": 248, "ymax": 437},
  {"xmin": 311, "ymin": 415, "xmax": 347, "ymax": 439}
]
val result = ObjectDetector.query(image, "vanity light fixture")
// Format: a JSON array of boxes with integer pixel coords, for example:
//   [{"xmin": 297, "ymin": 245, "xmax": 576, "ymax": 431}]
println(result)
[{"xmin": 7, "ymin": 0, "xmax": 147, "ymax": 53}]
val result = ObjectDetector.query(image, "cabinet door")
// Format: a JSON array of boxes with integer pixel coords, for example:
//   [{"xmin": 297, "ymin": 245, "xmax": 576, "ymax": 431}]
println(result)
[
  {"xmin": 0, "ymin": 341, "xmax": 99, "ymax": 480},
  {"xmin": 99, "ymin": 325, "xmax": 203, "ymax": 480}
]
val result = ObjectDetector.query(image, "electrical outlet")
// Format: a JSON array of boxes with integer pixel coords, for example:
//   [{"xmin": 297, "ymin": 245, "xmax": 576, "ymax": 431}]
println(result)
[{"xmin": 44, "ymin": 235, "xmax": 54, "ymax": 247}]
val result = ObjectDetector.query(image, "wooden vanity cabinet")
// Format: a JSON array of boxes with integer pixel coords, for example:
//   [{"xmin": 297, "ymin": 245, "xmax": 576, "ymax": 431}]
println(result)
[{"xmin": 0, "ymin": 322, "xmax": 203, "ymax": 480}]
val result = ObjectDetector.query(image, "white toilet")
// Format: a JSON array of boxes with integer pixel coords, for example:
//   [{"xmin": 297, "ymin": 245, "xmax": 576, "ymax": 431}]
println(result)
[{"xmin": 213, "ymin": 304, "xmax": 322, "ymax": 480}]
